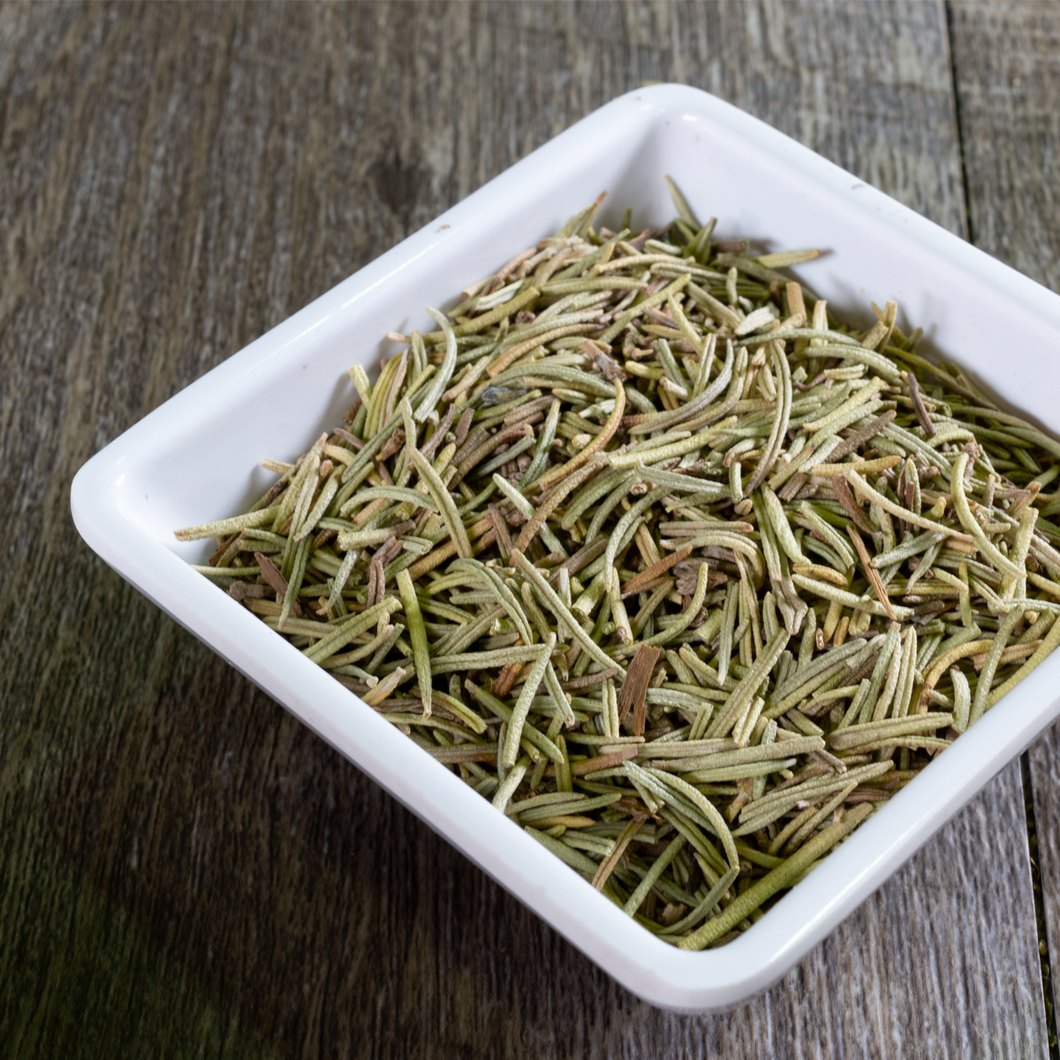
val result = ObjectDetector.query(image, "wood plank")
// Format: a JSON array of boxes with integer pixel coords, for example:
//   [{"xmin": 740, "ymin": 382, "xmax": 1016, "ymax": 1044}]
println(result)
[
  {"xmin": 1030, "ymin": 725, "xmax": 1060, "ymax": 1043},
  {"xmin": 948, "ymin": 1, "xmax": 1060, "ymax": 292},
  {"xmin": 0, "ymin": 1, "xmax": 1045, "ymax": 1056},
  {"xmin": 949, "ymin": 1, "xmax": 1060, "ymax": 1040}
]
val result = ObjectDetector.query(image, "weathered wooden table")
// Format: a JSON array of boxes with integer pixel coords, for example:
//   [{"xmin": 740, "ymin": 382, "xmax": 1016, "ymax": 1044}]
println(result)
[{"xmin": 3, "ymin": 3, "xmax": 1060, "ymax": 1056}]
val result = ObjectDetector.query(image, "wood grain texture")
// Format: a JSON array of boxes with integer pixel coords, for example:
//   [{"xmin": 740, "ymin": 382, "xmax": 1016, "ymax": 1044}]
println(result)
[
  {"xmin": 1031, "ymin": 724, "xmax": 1060, "ymax": 1041},
  {"xmin": 949, "ymin": 1, "xmax": 1060, "ymax": 1037},
  {"xmin": 948, "ymin": 1, "xmax": 1060, "ymax": 293},
  {"xmin": 0, "ymin": 2, "xmax": 1050, "ymax": 1057}
]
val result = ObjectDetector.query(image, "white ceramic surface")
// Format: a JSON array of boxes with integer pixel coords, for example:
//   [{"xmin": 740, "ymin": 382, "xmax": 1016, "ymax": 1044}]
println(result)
[{"xmin": 71, "ymin": 84, "xmax": 1060, "ymax": 1012}]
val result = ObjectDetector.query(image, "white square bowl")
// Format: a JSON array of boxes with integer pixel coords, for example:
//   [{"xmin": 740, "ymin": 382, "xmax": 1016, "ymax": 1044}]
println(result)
[{"xmin": 71, "ymin": 84, "xmax": 1060, "ymax": 1012}]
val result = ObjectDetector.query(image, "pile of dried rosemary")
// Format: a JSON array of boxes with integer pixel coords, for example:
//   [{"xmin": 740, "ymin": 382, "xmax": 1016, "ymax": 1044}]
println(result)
[{"xmin": 178, "ymin": 181, "xmax": 1060, "ymax": 950}]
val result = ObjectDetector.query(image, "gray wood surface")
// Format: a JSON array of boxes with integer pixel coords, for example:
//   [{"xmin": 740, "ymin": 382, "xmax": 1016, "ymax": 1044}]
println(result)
[
  {"xmin": 0, "ymin": 3, "xmax": 1055, "ymax": 1057},
  {"xmin": 949, "ymin": 1, "xmax": 1060, "ymax": 292},
  {"xmin": 951, "ymin": 4, "xmax": 1060, "ymax": 1039}
]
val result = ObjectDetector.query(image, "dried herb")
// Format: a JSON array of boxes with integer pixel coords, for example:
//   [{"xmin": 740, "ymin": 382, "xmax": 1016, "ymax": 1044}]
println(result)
[{"xmin": 178, "ymin": 179, "xmax": 1060, "ymax": 949}]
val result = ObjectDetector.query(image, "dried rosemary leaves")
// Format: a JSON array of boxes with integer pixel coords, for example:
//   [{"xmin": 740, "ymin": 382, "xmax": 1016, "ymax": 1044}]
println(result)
[{"xmin": 177, "ymin": 181, "xmax": 1060, "ymax": 950}]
